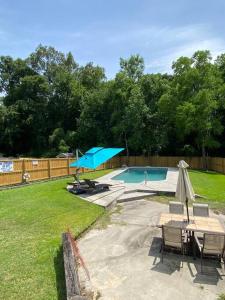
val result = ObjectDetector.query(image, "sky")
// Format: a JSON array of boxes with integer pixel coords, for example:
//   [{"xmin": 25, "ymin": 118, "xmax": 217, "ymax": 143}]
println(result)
[{"xmin": 0, "ymin": 0, "xmax": 225, "ymax": 78}]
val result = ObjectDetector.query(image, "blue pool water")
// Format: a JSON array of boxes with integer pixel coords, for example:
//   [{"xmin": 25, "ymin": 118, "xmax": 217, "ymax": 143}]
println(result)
[{"xmin": 112, "ymin": 167, "xmax": 168, "ymax": 183}]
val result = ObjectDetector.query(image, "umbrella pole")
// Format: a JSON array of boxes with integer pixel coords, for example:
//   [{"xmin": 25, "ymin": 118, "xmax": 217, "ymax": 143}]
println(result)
[
  {"xmin": 183, "ymin": 171, "xmax": 190, "ymax": 223},
  {"xmin": 186, "ymin": 198, "xmax": 190, "ymax": 223},
  {"xmin": 76, "ymin": 168, "xmax": 81, "ymax": 188}
]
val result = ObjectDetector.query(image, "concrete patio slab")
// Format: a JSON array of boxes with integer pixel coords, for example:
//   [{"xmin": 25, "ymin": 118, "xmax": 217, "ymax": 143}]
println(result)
[{"xmin": 77, "ymin": 199, "xmax": 225, "ymax": 300}]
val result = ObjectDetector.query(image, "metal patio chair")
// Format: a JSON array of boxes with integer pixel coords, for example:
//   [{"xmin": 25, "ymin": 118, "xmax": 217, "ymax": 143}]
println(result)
[
  {"xmin": 169, "ymin": 201, "xmax": 184, "ymax": 215},
  {"xmin": 194, "ymin": 233, "xmax": 225, "ymax": 273},
  {"xmin": 161, "ymin": 225, "xmax": 187, "ymax": 266},
  {"xmin": 193, "ymin": 203, "xmax": 209, "ymax": 217}
]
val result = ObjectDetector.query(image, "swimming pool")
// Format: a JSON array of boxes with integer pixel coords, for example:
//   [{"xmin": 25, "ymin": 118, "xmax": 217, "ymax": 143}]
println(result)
[{"xmin": 112, "ymin": 167, "xmax": 168, "ymax": 183}]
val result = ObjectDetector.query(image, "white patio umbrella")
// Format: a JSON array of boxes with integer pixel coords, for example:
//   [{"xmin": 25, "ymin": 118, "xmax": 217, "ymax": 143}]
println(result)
[{"xmin": 176, "ymin": 160, "xmax": 195, "ymax": 222}]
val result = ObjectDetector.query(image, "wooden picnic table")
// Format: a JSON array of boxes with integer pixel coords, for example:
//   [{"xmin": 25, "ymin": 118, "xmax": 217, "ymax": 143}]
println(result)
[{"xmin": 158, "ymin": 213, "xmax": 225, "ymax": 234}]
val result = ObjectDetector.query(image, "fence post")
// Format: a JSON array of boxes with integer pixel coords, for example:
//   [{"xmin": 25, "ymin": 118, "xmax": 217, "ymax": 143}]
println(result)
[
  {"xmin": 22, "ymin": 159, "xmax": 25, "ymax": 183},
  {"xmin": 67, "ymin": 158, "xmax": 70, "ymax": 175},
  {"xmin": 222, "ymin": 158, "xmax": 225, "ymax": 174},
  {"xmin": 48, "ymin": 159, "xmax": 51, "ymax": 178}
]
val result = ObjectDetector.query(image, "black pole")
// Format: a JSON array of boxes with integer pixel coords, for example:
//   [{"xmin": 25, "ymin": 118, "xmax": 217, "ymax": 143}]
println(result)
[
  {"xmin": 183, "ymin": 168, "xmax": 190, "ymax": 223},
  {"xmin": 186, "ymin": 198, "xmax": 190, "ymax": 223}
]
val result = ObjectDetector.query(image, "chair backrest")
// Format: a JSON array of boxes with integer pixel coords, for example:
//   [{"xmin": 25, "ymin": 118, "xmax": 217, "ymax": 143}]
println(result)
[
  {"xmin": 193, "ymin": 203, "xmax": 209, "ymax": 217},
  {"xmin": 162, "ymin": 225, "xmax": 182, "ymax": 247},
  {"xmin": 169, "ymin": 201, "xmax": 184, "ymax": 215},
  {"xmin": 84, "ymin": 179, "xmax": 96, "ymax": 188},
  {"xmin": 203, "ymin": 233, "xmax": 225, "ymax": 254}
]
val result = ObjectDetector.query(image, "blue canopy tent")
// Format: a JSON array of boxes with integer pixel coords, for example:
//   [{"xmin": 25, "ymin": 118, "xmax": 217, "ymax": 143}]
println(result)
[{"xmin": 70, "ymin": 147, "xmax": 124, "ymax": 170}]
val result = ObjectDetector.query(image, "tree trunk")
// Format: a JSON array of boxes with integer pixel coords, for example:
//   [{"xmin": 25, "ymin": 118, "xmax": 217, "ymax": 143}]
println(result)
[{"xmin": 124, "ymin": 133, "xmax": 129, "ymax": 165}]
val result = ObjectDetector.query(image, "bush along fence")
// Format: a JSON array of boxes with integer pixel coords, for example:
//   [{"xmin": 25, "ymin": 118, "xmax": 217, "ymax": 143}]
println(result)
[{"xmin": 0, "ymin": 156, "xmax": 225, "ymax": 187}]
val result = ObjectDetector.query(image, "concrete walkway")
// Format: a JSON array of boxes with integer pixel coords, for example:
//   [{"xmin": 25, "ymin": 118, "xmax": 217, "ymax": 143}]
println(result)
[{"xmin": 78, "ymin": 199, "xmax": 225, "ymax": 300}]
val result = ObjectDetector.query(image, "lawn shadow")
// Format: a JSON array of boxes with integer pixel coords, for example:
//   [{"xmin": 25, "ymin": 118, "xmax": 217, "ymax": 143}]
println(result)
[{"xmin": 54, "ymin": 245, "xmax": 67, "ymax": 300}]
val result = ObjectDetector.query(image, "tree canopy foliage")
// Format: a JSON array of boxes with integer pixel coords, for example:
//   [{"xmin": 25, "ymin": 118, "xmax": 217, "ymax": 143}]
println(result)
[{"xmin": 1, "ymin": 45, "xmax": 225, "ymax": 160}]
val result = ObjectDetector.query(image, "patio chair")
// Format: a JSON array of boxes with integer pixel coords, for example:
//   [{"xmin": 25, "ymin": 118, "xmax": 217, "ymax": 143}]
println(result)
[
  {"xmin": 84, "ymin": 179, "xmax": 111, "ymax": 190},
  {"xmin": 161, "ymin": 225, "xmax": 187, "ymax": 265},
  {"xmin": 68, "ymin": 174, "xmax": 98, "ymax": 186},
  {"xmin": 69, "ymin": 179, "xmax": 111, "ymax": 195},
  {"xmin": 194, "ymin": 233, "xmax": 225, "ymax": 273},
  {"xmin": 169, "ymin": 201, "xmax": 184, "ymax": 215},
  {"xmin": 193, "ymin": 203, "xmax": 209, "ymax": 217}
]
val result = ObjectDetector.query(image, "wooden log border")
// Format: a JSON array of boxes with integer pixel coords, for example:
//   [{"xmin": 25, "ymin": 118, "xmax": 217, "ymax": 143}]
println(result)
[{"xmin": 62, "ymin": 232, "xmax": 87, "ymax": 300}]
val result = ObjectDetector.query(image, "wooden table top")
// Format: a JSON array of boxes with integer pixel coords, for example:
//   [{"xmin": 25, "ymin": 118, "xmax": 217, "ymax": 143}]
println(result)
[{"xmin": 158, "ymin": 213, "xmax": 225, "ymax": 234}]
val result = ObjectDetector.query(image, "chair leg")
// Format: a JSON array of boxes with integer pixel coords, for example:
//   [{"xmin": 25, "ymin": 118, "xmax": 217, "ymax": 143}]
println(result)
[
  {"xmin": 182, "ymin": 245, "xmax": 185, "ymax": 268},
  {"xmin": 218, "ymin": 254, "xmax": 223, "ymax": 268},
  {"xmin": 193, "ymin": 239, "xmax": 196, "ymax": 260},
  {"xmin": 159, "ymin": 243, "xmax": 162, "ymax": 253},
  {"xmin": 200, "ymin": 251, "xmax": 203, "ymax": 273},
  {"xmin": 161, "ymin": 244, "xmax": 164, "ymax": 263},
  {"xmin": 191, "ymin": 232, "xmax": 197, "ymax": 260}
]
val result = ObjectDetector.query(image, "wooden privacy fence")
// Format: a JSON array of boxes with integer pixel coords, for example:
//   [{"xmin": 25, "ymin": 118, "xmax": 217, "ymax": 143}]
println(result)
[
  {"xmin": 0, "ymin": 157, "xmax": 120, "ymax": 187},
  {"xmin": 116, "ymin": 156, "xmax": 225, "ymax": 172},
  {"xmin": 0, "ymin": 156, "xmax": 225, "ymax": 187}
]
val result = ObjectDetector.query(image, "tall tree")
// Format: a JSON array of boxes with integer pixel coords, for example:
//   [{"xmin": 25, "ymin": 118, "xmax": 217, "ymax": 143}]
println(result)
[
  {"xmin": 2, "ymin": 75, "xmax": 49, "ymax": 155},
  {"xmin": 77, "ymin": 62, "xmax": 105, "ymax": 89},
  {"xmin": 140, "ymin": 74, "xmax": 170, "ymax": 155},
  {"xmin": 120, "ymin": 54, "xmax": 144, "ymax": 82},
  {"xmin": 1, "ymin": 45, "xmax": 225, "ymax": 159},
  {"xmin": 159, "ymin": 51, "xmax": 223, "ymax": 167},
  {"xmin": 27, "ymin": 45, "xmax": 78, "ymax": 83},
  {"xmin": 0, "ymin": 56, "xmax": 36, "ymax": 96}
]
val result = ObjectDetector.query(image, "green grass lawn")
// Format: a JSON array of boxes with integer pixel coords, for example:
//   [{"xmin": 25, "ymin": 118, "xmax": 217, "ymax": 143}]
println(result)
[
  {"xmin": 151, "ymin": 169, "xmax": 225, "ymax": 211},
  {"xmin": 189, "ymin": 169, "xmax": 225, "ymax": 205},
  {"xmin": 1, "ymin": 167, "xmax": 225, "ymax": 299},
  {"xmin": 0, "ymin": 169, "xmax": 112, "ymax": 300}
]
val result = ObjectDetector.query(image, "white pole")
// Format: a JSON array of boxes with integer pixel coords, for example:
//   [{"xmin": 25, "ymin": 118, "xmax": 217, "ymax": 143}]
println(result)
[
  {"xmin": 75, "ymin": 149, "xmax": 80, "ymax": 188},
  {"xmin": 76, "ymin": 149, "xmax": 79, "ymax": 161}
]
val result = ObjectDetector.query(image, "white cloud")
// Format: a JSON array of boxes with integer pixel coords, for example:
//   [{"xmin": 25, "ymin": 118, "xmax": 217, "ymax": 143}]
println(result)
[
  {"xmin": 106, "ymin": 24, "xmax": 206, "ymax": 45},
  {"xmin": 144, "ymin": 25, "xmax": 225, "ymax": 73},
  {"xmin": 146, "ymin": 37, "xmax": 225, "ymax": 73},
  {"xmin": 0, "ymin": 18, "xmax": 224, "ymax": 77},
  {"xmin": 98, "ymin": 23, "xmax": 225, "ymax": 74}
]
